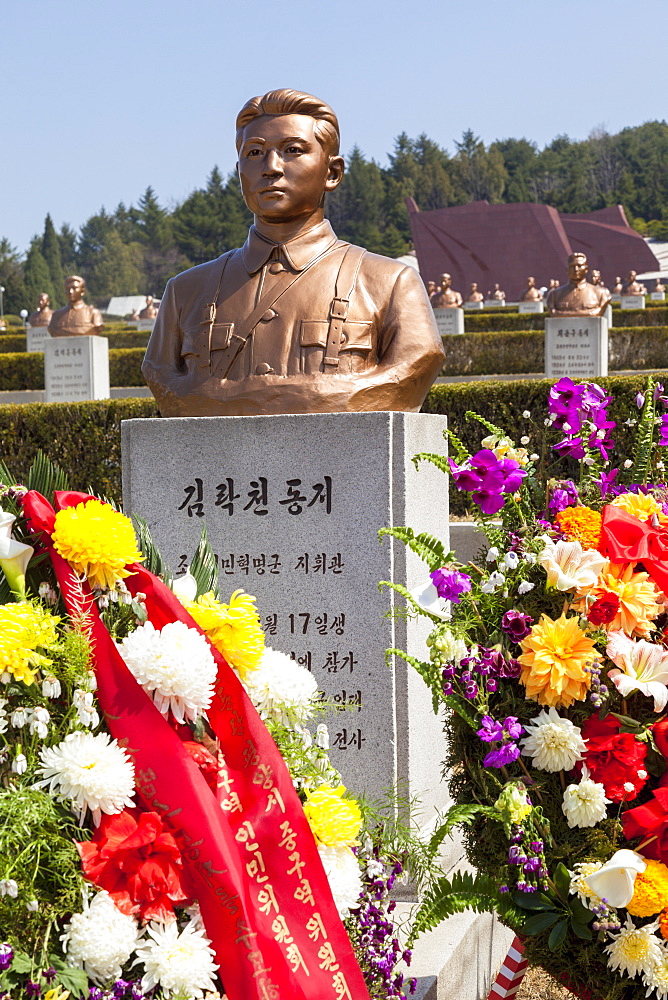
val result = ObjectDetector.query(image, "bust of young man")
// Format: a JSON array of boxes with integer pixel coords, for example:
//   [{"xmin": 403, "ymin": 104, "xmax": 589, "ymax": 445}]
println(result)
[
  {"xmin": 546, "ymin": 253, "xmax": 611, "ymax": 317},
  {"xmin": 142, "ymin": 89, "xmax": 444, "ymax": 416},
  {"xmin": 48, "ymin": 276, "xmax": 104, "ymax": 337},
  {"xmin": 28, "ymin": 292, "xmax": 53, "ymax": 327}
]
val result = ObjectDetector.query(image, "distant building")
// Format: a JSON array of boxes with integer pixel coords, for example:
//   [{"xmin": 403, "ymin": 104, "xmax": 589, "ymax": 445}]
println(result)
[{"xmin": 407, "ymin": 200, "xmax": 660, "ymax": 299}]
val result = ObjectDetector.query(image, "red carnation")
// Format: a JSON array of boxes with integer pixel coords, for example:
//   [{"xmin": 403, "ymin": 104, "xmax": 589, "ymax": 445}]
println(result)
[
  {"xmin": 77, "ymin": 809, "xmax": 189, "ymax": 922},
  {"xmin": 578, "ymin": 712, "xmax": 649, "ymax": 802},
  {"xmin": 654, "ymin": 719, "xmax": 668, "ymax": 761},
  {"xmin": 587, "ymin": 593, "xmax": 620, "ymax": 627},
  {"xmin": 623, "ymin": 786, "xmax": 668, "ymax": 863}
]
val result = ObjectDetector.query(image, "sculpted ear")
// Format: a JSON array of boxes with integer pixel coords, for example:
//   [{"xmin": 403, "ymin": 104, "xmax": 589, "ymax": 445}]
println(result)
[{"xmin": 325, "ymin": 155, "xmax": 345, "ymax": 193}]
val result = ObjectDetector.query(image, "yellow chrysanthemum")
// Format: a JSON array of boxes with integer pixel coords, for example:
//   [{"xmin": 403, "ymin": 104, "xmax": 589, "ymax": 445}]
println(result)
[
  {"xmin": 555, "ymin": 505, "xmax": 603, "ymax": 551},
  {"xmin": 0, "ymin": 601, "xmax": 59, "ymax": 685},
  {"xmin": 518, "ymin": 613, "xmax": 597, "ymax": 708},
  {"xmin": 627, "ymin": 859, "xmax": 668, "ymax": 917},
  {"xmin": 611, "ymin": 491, "xmax": 668, "ymax": 524},
  {"xmin": 303, "ymin": 785, "xmax": 362, "ymax": 846},
  {"xmin": 187, "ymin": 589, "xmax": 264, "ymax": 679},
  {"xmin": 576, "ymin": 561, "xmax": 663, "ymax": 637},
  {"xmin": 52, "ymin": 500, "xmax": 143, "ymax": 590}
]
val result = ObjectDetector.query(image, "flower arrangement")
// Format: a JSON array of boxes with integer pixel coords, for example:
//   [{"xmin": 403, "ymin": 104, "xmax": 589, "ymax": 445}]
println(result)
[
  {"xmin": 0, "ymin": 463, "xmax": 430, "ymax": 1000},
  {"xmin": 385, "ymin": 375, "xmax": 668, "ymax": 999}
]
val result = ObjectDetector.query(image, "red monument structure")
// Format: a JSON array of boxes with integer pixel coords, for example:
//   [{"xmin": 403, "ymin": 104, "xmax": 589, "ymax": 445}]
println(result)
[{"xmin": 406, "ymin": 199, "xmax": 659, "ymax": 300}]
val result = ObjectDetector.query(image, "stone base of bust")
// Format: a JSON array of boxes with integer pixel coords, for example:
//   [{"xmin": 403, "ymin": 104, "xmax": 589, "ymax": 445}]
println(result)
[
  {"xmin": 122, "ymin": 410, "xmax": 450, "ymax": 822},
  {"xmin": 463, "ymin": 300, "xmax": 483, "ymax": 310},
  {"xmin": 433, "ymin": 307, "xmax": 464, "ymax": 336},
  {"xmin": 26, "ymin": 324, "xmax": 49, "ymax": 353},
  {"xmin": 484, "ymin": 299, "xmax": 506, "ymax": 308},
  {"xmin": 651, "ymin": 292, "xmax": 666, "ymax": 302},
  {"xmin": 545, "ymin": 316, "xmax": 608, "ymax": 378},
  {"xmin": 44, "ymin": 335, "xmax": 110, "ymax": 403},
  {"xmin": 518, "ymin": 300, "xmax": 544, "ymax": 314},
  {"xmin": 621, "ymin": 294, "xmax": 646, "ymax": 310},
  {"xmin": 143, "ymin": 369, "xmax": 440, "ymax": 417}
]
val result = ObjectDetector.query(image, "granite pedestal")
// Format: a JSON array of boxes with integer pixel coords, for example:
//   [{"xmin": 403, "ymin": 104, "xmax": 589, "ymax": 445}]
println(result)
[
  {"xmin": 544, "ymin": 316, "xmax": 608, "ymax": 378},
  {"xmin": 621, "ymin": 295, "xmax": 645, "ymax": 309},
  {"xmin": 518, "ymin": 300, "xmax": 544, "ymax": 314},
  {"xmin": 433, "ymin": 307, "xmax": 464, "ymax": 335},
  {"xmin": 26, "ymin": 324, "xmax": 49, "ymax": 353},
  {"xmin": 463, "ymin": 301, "xmax": 483, "ymax": 311},
  {"xmin": 484, "ymin": 300, "xmax": 506, "ymax": 308},
  {"xmin": 651, "ymin": 292, "xmax": 666, "ymax": 302},
  {"xmin": 44, "ymin": 335, "xmax": 110, "ymax": 403},
  {"xmin": 122, "ymin": 411, "xmax": 450, "ymax": 819}
]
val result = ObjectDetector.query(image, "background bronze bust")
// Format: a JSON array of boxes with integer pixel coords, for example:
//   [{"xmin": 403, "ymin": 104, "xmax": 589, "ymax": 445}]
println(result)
[
  {"xmin": 142, "ymin": 89, "xmax": 444, "ymax": 416},
  {"xmin": 622, "ymin": 269, "xmax": 647, "ymax": 296},
  {"xmin": 139, "ymin": 295, "xmax": 159, "ymax": 320},
  {"xmin": 48, "ymin": 276, "xmax": 104, "ymax": 337},
  {"xmin": 430, "ymin": 273, "xmax": 462, "ymax": 309},
  {"xmin": 546, "ymin": 253, "xmax": 611, "ymax": 317},
  {"xmin": 28, "ymin": 292, "xmax": 53, "ymax": 327},
  {"xmin": 466, "ymin": 282, "xmax": 484, "ymax": 303},
  {"xmin": 520, "ymin": 276, "xmax": 542, "ymax": 301}
]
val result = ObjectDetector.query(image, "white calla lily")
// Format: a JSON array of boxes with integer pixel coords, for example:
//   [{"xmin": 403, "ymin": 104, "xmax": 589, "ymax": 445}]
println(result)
[
  {"xmin": 582, "ymin": 849, "xmax": 647, "ymax": 908},
  {"xmin": 0, "ymin": 508, "xmax": 33, "ymax": 598},
  {"xmin": 539, "ymin": 537, "xmax": 605, "ymax": 596},
  {"xmin": 409, "ymin": 579, "xmax": 450, "ymax": 620},
  {"xmin": 171, "ymin": 572, "xmax": 198, "ymax": 604},
  {"xmin": 606, "ymin": 630, "xmax": 668, "ymax": 712}
]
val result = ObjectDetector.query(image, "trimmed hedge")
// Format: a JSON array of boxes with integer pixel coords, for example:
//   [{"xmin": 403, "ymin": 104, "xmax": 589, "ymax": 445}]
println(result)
[
  {"xmin": 443, "ymin": 325, "xmax": 668, "ymax": 376},
  {"xmin": 0, "ymin": 376, "xmax": 650, "ymax": 514},
  {"xmin": 0, "ymin": 348, "xmax": 145, "ymax": 390},
  {"xmin": 462, "ymin": 306, "xmax": 668, "ymax": 333},
  {"xmin": 0, "ymin": 328, "xmax": 149, "ymax": 354}
]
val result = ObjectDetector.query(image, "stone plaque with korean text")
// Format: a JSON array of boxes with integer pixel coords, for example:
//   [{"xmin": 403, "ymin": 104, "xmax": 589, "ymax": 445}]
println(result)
[
  {"xmin": 621, "ymin": 295, "xmax": 645, "ymax": 309},
  {"xmin": 44, "ymin": 335, "xmax": 110, "ymax": 403},
  {"xmin": 518, "ymin": 301, "xmax": 544, "ymax": 314},
  {"xmin": 433, "ymin": 307, "xmax": 464, "ymax": 335},
  {"xmin": 122, "ymin": 411, "xmax": 450, "ymax": 817},
  {"xmin": 544, "ymin": 316, "xmax": 608, "ymax": 379},
  {"xmin": 26, "ymin": 324, "xmax": 49, "ymax": 353}
]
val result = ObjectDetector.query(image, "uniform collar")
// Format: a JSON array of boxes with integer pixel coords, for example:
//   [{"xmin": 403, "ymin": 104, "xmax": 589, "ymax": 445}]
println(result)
[{"xmin": 241, "ymin": 219, "xmax": 339, "ymax": 274}]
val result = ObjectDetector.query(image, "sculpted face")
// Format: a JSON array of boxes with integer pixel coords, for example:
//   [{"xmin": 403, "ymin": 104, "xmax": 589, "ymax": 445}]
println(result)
[
  {"xmin": 237, "ymin": 113, "xmax": 343, "ymax": 224},
  {"xmin": 65, "ymin": 277, "xmax": 85, "ymax": 304},
  {"xmin": 591, "ymin": 269, "xmax": 601, "ymax": 285},
  {"xmin": 527, "ymin": 276, "xmax": 535, "ymax": 287},
  {"xmin": 470, "ymin": 283, "xmax": 478, "ymax": 291},
  {"xmin": 568, "ymin": 256, "xmax": 588, "ymax": 283},
  {"xmin": 440, "ymin": 273, "xmax": 451, "ymax": 289},
  {"xmin": 628, "ymin": 270, "xmax": 637, "ymax": 281},
  {"xmin": 38, "ymin": 293, "xmax": 50, "ymax": 309}
]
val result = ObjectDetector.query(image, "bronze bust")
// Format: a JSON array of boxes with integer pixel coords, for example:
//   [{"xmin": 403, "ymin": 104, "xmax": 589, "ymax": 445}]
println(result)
[
  {"xmin": 28, "ymin": 293, "xmax": 53, "ymax": 327},
  {"xmin": 465, "ymin": 282, "xmax": 484, "ymax": 303},
  {"xmin": 520, "ymin": 276, "xmax": 542, "ymax": 302},
  {"xmin": 139, "ymin": 295, "xmax": 159, "ymax": 320},
  {"xmin": 622, "ymin": 269, "xmax": 647, "ymax": 296},
  {"xmin": 430, "ymin": 273, "xmax": 462, "ymax": 309},
  {"xmin": 142, "ymin": 89, "xmax": 444, "ymax": 416},
  {"xmin": 546, "ymin": 253, "xmax": 611, "ymax": 317},
  {"xmin": 48, "ymin": 276, "xmax": 104, "ymax": 337}
]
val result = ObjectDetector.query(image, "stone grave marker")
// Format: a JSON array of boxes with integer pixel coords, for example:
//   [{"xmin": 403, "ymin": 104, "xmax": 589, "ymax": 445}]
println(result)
[
  {"xmin": 651, "ymin": 292, "xmax": 666, "ymax": 302},
  {"xmin": 44, "ymin": 335, "xmax": 110, "ymax": 403},
  {"xmin": 432, "ymin": 307, "xmax": 464, "ymax": 335},
  {"xmin": 610, "ymin": 294, "xmax": 622, "ymax": 304},
  {"xmin": 518, "ymin": 301, "xmax": 544, "ymax": 314},
  {"xmin": 621, "ymin": 295, "xmax": 645, "ymax": 310},
  {"xmin": 544, "ymin": 316, "xmax": 608, "ymax": 378},
  {"xmin": 463, "ymin": 301, "xmax": 483, "ymax": 310},
  {"xmin": 26, "ymin": 325, "xmax": 49, "ymax": 353},
  {"xmin": 484, "ymin": 300, "xmax": 506, "ymax": 308},
  {"xmin": 122, "ymin": 411, "xmax": 451, "ymax": 818}
]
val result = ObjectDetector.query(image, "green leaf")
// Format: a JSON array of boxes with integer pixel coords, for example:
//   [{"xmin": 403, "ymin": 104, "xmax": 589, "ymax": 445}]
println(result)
[
  {"xmin": 524, "ymin": 911, "xmax": 560, "ymax": 935},
  {"xmin": 408, "ymin": 870, "xmax": 524, "ymax": 945},
  {"xmin": 465, "ymin": 411, "xmax": 507, "ymax": 439},
  {"xmin": 50, "ymin": 961, "xmax": 89, "ymax": 999},
  {"xmin": 444, "ymin": 428, "xmax": 469, "ymax": 464},
  {"xmin": 571, "ymin": 920, "xmax": 593, "ymax": 941},
  {"xmin": 7, "ymin": 953, "xmax": 32, "ymax": 975},
  {"xmin": 512, "ymin": 891, "xmax": 555, "ymax": 911},
  {"xmin": 569, "ymin": 896, "xmax": 594, "ymax": 924},
  {"xmin": 378, "ymin": 526, "xmax": 453, "ymax": 572},
  {"xmin": 189, "ymin": 524, "xmax": 218, "ymax": 598},
  {"xmin": 548, "ymin": 919, "xmax": 568, "ymax": 950},
  {"xmin": 428, "ymin": 804, "xmax": 500, "ymax": 857},
  {"xmin": 27, "ymin": 450, "xmax": 71, "ymax": 498},
  {"xmin": 553, "ymin": 862, "xmax": 572, "ymax": 901},
  {"xmin": 413, "ymin": 451, "xmax": 452, "ymax": 476},
  {"xmin": 132, "ymin": 513, "xmax": 170, "ymax": 581}
]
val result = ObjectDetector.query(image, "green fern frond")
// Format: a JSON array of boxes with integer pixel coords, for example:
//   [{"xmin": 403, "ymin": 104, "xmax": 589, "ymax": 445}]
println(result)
[
  {"xmin": 427, "ymin": 804, "xmax": 501, "ymax": 859},
  {"xmin": 412, "ymin": 451, "xmax": 452, "ymax": 476},
  {"xmin": 386, "ymin": 646, "xmax": 479, "ymax": 725},
  {"xmin": 408, "ymin": 870, "xmax": 525, "ymax": 944},
  {"xmin": 189, "ymin": 524, "xmax": 219, "ymax": 598},
  {"xmin": 133, "ymin": 515, "xmax": 170, "ymax": 581},
  {"xmin": 632, "ymin": 376, "xmax": 656, "ymax": 485},
  {"xmin": 465, "ymin": 411, "xmax": 507, "ymax": 439},
  {"xmin": 27, "ymin": 451, "xmax": 70, "ymax": 498},
  {"xmin": 379, "ymin": 581, "xmax": 442, "ymax": 623},
  {"xmin": 444, "ymin": 428, "xmax": 468, "ymax": 463},
  {"xmin": 378, "ymin": 527, "xmax": 453, "ymax": 571}
]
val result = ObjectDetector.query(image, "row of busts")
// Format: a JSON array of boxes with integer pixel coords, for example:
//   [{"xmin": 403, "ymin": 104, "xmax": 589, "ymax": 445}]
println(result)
[
  {"xmin": 428, "ymin": 264, "xmax": 665, "ymax": 316},
  {"xmin": 25, "ymin": 279, "xmax": 158, "ymax": 335}
]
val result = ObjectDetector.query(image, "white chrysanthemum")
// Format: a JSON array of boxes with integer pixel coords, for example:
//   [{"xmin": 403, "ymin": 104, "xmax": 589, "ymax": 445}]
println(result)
[
  {"xmin": 117, "ymin": 620, "xmax": 217, "ymax": 724},
  {"xmin": 135, "ymin": 918, "xmax": 219, "ymax": 998},
  {"xmin": 569, "ymin": 861, "xmax": 603, "ymax": 905},
  {"xmin": 606, "ymin": 915, "xmax": 663, "ymax": 979},
  {"xmin": 521, "ymin": 707, "xmax": 586, "ymax": 772},
  {"xmin": 61, "ymin": 891, "xmax": 140, "ymax": 983},
  {"xmin": 562, "ymin": 767, "xmax": 611, "ymax": 828},
  {"xmin": 318, "ymin": 844, "xmax": 364, "ymax": 918},
  {"xmin": 37, "ymin": 730, "xmax": 135, "ymax": 825},
  {"xmin": 643, "ymin": 949, "xmax": 668, "ymax": 997},
  {"xmin": 243, "ymin": 647, "xmax": 318, "ymax": 725}
]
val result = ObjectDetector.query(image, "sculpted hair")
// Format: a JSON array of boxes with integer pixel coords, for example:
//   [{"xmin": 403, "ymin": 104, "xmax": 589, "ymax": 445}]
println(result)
[
  {"xmin": 236, "ymin": 89, "xmax": 340, "ymax": 156},
  {"xmin": 65, "ymin": 274, "xmax": 86, "ymax": 286}
]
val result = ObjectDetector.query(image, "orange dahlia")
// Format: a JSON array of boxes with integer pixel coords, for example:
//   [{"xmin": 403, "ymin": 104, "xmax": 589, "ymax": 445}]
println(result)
[
  {"xmin": 555, "ymin": 506, "xmax": 603, "ymax": 551},
  {"xmin": 576, "ymin": 561, "xmax": 664, "ymax": 638},
  {"xmin": 518, "ymin": 613, "xmax": 597, "ymax": 708}
]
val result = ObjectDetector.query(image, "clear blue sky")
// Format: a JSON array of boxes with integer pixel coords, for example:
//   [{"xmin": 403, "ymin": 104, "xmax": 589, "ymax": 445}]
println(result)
[{"xmin": 3, "ymin": 0, "xmax": 666, "ymax": 253}]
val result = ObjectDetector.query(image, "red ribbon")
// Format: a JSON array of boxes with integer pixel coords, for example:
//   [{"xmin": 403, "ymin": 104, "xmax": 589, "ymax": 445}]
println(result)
[
  {"xmin": 24, "ymin": 490, "xmax": 370, "ymax": 1000},
  {"xmin": 601, "ymin": 505, "xmax": 668, "ymax": 593}
]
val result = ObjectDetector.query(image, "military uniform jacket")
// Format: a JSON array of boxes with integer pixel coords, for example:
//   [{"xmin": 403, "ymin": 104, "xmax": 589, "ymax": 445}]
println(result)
[{"xmin": 142, "ymin": 220, "xmax": 444, "ymax": 416}]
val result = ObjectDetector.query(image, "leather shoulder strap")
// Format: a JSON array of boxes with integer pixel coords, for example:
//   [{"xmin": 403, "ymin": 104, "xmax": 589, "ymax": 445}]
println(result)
[{"xmin": 323, "ymin": 245, "xmax": 367, "ymax": 369}]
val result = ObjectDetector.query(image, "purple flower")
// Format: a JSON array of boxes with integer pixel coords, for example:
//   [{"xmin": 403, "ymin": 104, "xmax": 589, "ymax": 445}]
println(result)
[
  {"xmin": 471, "ymin": 488, "xmax": 506, "ymax": 516},
  {"xmin": 484, "ymin": 743, "xmax": 521, "ymax": 768},
  {"xmin": 503, "ymin": 716, "xmax": 524, "ymax": 740},
  {"xmin": 0, "ymin": 944, "xmax": 12, "ymax": 972},
  {"xmin": 41, "ymin": 970, "xmax": 56, "ymax": 985},
  {"xmin": 25, "ymin": 982, "xmax": 41, "ymax": 999},
  {"xmin": 553, "ymin": 436, "xmax": 586, "ymax": 460},
  {"xmin": 450, "ymin": 450, "xmax": 526, "ymax": 516},
  {"xmin": 637, "ymin": 392, "xmax": 646, "ymax": 409},
  {"xmin": 430, "ymin": 568, "xmax": 472, "ymax": 603},
  {"xmin": 659, "ymin": 414, "xmax": 668, "ymax": 447},
  {"xmin": 501, "ymin": 609, "xmax": 534, "ymax": 642},
  {"xmin": 548, "ymin": 479, "xmax": 579, "ymax": 513},
  {"xmin": 499, "ymin": 656, "xmax": 522, "ymax": 679},
  {"xmin": 594, "ymin": 467, "xmax": 619, "ymax": 499},
  {"xmin": 477, "ymin": 715, "xmax": 504, "ymax": 742}
]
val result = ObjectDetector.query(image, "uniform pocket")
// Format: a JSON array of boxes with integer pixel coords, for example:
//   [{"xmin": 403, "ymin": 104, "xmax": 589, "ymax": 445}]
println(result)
[{"xmin": 299, "ymin": 321, "xmax": 373, "ymax": 374}]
